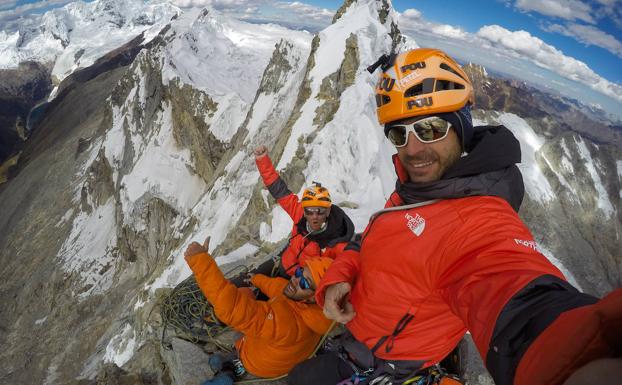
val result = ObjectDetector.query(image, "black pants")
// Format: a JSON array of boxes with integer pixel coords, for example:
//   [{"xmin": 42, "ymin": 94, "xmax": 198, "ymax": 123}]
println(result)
[{"xmin": 287, "ymin": 352, "xmax": 355, "ymax": 385}]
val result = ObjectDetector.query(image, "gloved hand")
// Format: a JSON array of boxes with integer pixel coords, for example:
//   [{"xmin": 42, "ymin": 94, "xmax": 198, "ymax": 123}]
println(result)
[{"xmin": 200, "ymin": 372, "xmax": 234, "ymax": 385}]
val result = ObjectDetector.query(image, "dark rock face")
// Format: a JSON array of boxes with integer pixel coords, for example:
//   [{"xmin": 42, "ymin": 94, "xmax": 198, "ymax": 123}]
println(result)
[
  {"xmin": 313, "ymin": 33, "xmax": 359, "ymax": 128},
  {"xmin": 0, "ymin": 64, "xmax": 130, "ymax": 385},
  {"xmin": 0, "ymin": 61, "xmax": 52, "ymax": 164},
  {"xmin": 0, "ymin": 25, "xmax": 175, "ymax": 384},
  {"xmin": 53, "ymin": 32, "xmax": 147, "ymax": 105}
]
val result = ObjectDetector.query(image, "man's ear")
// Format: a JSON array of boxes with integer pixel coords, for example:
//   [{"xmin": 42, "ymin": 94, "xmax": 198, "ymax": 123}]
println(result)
[{"xmin": 326, "ymin": 206, "xmax": 332, "ymax": 216}]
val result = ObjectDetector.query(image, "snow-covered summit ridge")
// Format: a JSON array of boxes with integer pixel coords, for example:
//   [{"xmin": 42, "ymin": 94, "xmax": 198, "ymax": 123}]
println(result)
[
  {"xmin": 159, "ymin": 7, "xmax": 311, "ymax": 103},
  {"xmin": 275, "ymin": 0, "xmax": 409, "ymax": 227},
  {"xmin": 0, "ymin": 0, "xmax": 180, "ymax": 82}
]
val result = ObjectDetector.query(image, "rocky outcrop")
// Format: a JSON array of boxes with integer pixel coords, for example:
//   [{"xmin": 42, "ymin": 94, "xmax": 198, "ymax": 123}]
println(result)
[
  {"xmin": 270, "ymin": 35, "xmax": 319, "ymax": 165},
  {"xmin": 313, "ymin": 33, "xmax": 359, "ymax": 128},
  {"xmin": 54, "ymin": 32, "xmax": 147, "ymax": 102},
  {"xmin": 0, "ymin": 64, "xmax": 132, "ymax": 385},
  {"xmin": 258, "ymin": 41, "xmax": 295, "ymax": 94},
  {"xmin": 210, "ymin": 39, "xmax": 313, "ymax": 257},
  {"xmin": 80, "ymin": 148, "xmax": 115, "ymax": 213},
  {"xmin": 160, "ymin": 338, "xmax": 214, "ymax": 385},
  {"xmin": 0, "ymin": 61, "xmax": 52, "ymax": 165},
  {"xmin": 332, "ymin": 0, "xmax": 357, "ymax": 23},
  {"xmin": 169, "ymin": 81, "xmax": 226, "ymax": 183}
]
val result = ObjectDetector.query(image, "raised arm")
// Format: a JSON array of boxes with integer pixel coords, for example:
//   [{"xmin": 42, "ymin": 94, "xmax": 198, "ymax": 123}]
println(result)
[
  {"xmin": 250, "ymin": 273, "xmax": 288, "ymax": 298},
  {"xmin": 185, "ymin": 243, "xmax": 281, "ymax": 338},
  {"xmin": 254, "ymin": 146, "xmax": 303, "ymax": 221}
]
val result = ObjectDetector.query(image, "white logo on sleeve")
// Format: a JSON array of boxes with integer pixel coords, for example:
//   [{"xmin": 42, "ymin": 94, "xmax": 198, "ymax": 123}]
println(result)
[
  {"xmin": 405, "ymin": 213, "xmax": 425, "ymax": 236},
  {"xmin": 514, "ymin": 238, "xmax": 541, "ymax": 252}
]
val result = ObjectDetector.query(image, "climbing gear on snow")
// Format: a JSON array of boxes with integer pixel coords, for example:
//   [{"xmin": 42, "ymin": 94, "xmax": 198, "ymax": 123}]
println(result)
[{"xmin": 301, "ymin": 182, "xmax": 332, "ymax": 208}]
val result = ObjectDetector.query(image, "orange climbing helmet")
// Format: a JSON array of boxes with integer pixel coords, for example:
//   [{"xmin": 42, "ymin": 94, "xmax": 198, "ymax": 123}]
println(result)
[
  {"xmin": 301, "ymin": 182, "xmax": 331, "ymax": 208},
  {"xmin": 304, "ymin": 257, "xmax": 333, "ymax": 288},
  {"xmin": 372, "ymin": 48, "xmax": 474, "ymax": 125}
]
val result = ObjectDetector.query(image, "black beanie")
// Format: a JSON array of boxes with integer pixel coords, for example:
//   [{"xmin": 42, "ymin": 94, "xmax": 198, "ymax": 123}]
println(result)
[{"xmin": 435, "ymin": 105, "xmax": 474, "ymax": 151}]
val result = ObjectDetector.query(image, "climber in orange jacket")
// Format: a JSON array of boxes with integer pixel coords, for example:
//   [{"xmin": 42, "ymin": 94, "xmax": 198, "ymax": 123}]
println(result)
[
  {"xmin": 288, "ymin": 48, "xmax": 622, "ymax": 385},
  {"xmin": 254, "ymin": 145, "xmax": 355, "ymax": 277},
  {"xmin": 184, "ymin": 236, "xmax": 334, "ymax": 382}
]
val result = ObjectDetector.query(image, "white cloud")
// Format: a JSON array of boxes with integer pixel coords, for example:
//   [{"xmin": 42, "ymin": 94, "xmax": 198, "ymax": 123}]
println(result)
[
  {"xmin": 477, "ymin": 24, "xmax": 622, "ymax": 102},
  {"xmin": 167, "ymin": 0, "xmax": 333, "ymax": 29},
  {"xmin": 0, "ymin": 0, "xmax": 72, "ymax": 26},
  {"xmin": 402, "ymin": 8, "xmax": 422, "ymax": 19},
  {"xmin": 544, "ymin": 22, "xmax": 622, "ymax": 58},
  {"xmin": 275, "ymin": 1, "xmax": 333, "ymax": 21},
  {"xmin": 400, "ymin": 8, "xmax": 467, "ymax": 40},
  {"xmin": 593, "ymin": 0, "xmax": 620, "ymax": 5},
  {"xmin": 515, "ymin": 0, "xmax": 595, "ymax": 24},
  {"xmin": 593, "ymin": 0, "xmax": 622, "ymax": 29},
  {"xmin": 430, "ymin": 24, "xmax": 468, "ymax": 40},
  {"xmin": 399, "ymin": 7, "xmax": 622, "ymax": 105},
  {"xmin": 171, "ymin": 0, "xmax": 264, "ymax": 10},
  {"xmin": 0, "ymin": 1, "xmax": 18, "ymax": 12}
]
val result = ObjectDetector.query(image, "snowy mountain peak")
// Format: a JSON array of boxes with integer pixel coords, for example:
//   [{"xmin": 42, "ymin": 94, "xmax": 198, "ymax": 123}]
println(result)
[{"xmin": 0, "ymin": 0, "xmax": 180, "ymax": 83}]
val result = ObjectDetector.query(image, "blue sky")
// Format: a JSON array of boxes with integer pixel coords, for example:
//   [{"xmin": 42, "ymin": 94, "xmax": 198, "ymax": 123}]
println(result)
[
  {"xmin": 389, "ymin": 0, "xmax": 622, "ymax": 83},
  {"xmin": 1, "ymin": 0, "xmax": 621, "ymax": 119}
]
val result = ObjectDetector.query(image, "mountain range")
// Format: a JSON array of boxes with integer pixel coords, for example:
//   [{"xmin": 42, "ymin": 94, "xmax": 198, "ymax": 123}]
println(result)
[{"xmin": 0, "ymin": 0, "xmax": 620, "ymax": 384}]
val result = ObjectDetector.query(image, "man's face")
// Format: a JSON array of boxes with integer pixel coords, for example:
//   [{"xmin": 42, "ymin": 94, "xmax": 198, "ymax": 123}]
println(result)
[
  {"xmin": 392, "ymin": 117, "xmax": 461, "ymax": 183},
  {"xmin": 304, "ymin": 206, "xmax": 330, "ymax": 232},
  {"xmin": 283, "ymin": 266, "xmax": 316, "ymax": 302}
]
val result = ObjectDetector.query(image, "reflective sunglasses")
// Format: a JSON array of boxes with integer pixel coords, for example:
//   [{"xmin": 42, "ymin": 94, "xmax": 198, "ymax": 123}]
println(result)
[
  {"xmin": 304, "ymin": 207, "xmax": 328, "ymax": 216},
  {"xmin": 294, "ymin": 266, "xmax": 312, "ymax": 290},
  {"xmin": 386, "ymin": 116, "xmax": 452, "ymax": 147}
]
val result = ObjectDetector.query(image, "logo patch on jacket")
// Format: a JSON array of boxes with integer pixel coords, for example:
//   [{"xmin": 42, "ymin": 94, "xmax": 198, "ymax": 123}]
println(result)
[
  {"xmin": 405, "ymin": 213, "xmax": 425, "ymax": 236},
  {"xmin": 514, "ymin": 238, "xmax": 540, "ymax": 252}
]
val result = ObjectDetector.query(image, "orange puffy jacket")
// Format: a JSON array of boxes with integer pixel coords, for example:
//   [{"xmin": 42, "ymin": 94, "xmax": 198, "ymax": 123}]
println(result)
[
  {"xmin": 255, "ymin": 154, "xmax": 354, "ymax": 275},
  {"xmin": 186, "ymin": 251, "xmax": 333, "ymax": 378}
]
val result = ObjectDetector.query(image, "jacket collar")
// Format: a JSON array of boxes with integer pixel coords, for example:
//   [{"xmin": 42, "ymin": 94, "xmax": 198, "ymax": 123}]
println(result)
[{"xmin": 393, "ymin": 125, "xmax": 525, "ymax": 212}]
